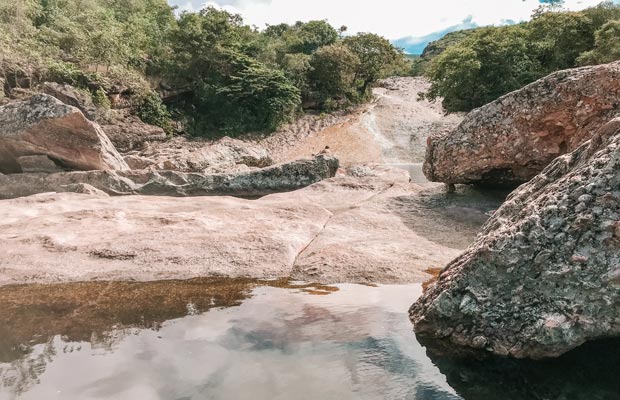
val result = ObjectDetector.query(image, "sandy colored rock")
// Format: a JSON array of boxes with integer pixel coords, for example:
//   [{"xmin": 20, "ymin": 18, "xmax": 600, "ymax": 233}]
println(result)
[
  {"xmin": 0, "ymin": 155, "xmax": 338, "ymax": 199},
  {"xmin": 0, "ymin": 164, "xmax": 500, "ymax": 286},
  {"xmin": 101, "ymin": 115, "xmax": 167, "ymax": 152},
  {"xmin": 41, "ymin": 82, "xmax": 97, "ymax": 120},
  {"xmin": 424, "ymin": 61, "xmax": 620, "ymax": 185},
  {"xmin": 410, "ymin": 118, "xmax": 620, "ymax": 359},
  {"xmin": 268, "ymin": 77, "xmax": 462, "ymax": 166},
  {"xmin": 0, "ymin": 94, "xmax": 128, "ymax": 173},
  {"xmin": 125, "ymin": 136, "xmax": 273, "ymax": 172}
]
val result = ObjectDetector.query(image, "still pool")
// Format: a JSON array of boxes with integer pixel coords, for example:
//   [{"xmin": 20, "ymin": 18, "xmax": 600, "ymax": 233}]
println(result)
[{"xmin": 0, "ymin": 279, "xmax": 618, "ymax": 400}]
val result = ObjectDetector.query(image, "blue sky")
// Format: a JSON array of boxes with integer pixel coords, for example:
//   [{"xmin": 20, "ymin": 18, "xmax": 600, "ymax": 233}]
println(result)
[{"xmin": 168, "ymin": 0, "xmax": 617, "ymax": 54}]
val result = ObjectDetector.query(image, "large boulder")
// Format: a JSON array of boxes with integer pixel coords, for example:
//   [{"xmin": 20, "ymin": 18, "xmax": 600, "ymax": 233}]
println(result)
[
  {"xmin": 0, "ymin": 155, "xmax": 339, "ymax": 199},
  {"xmin": 410, "ymin": 118, "xmax": 620, "ymax": 359},
  {"xmin": 424, "ymin": 61, "xmax": 620, "ymax": 186},
  {"xmin": 0, "ymin": 94, "xmax": 128, "ymax": 173},
  {"xmin": 41, "ymin": 82, "xmax": 97, "ymax": 120},
  {"xmin": 101, "ymin": 115, "xmax": 167, "ymax": 152}
]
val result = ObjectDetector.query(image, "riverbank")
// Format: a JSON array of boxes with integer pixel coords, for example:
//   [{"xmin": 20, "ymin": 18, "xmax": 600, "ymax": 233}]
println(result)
[{"xmin": 0, "ymin": 77, "xmax": 503, "ymax": 286}]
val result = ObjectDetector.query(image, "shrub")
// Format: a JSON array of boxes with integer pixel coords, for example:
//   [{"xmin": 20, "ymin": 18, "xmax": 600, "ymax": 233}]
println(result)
[{"xmin": 136, "ymin": 91, "xmax": 174, "ymax": 135}]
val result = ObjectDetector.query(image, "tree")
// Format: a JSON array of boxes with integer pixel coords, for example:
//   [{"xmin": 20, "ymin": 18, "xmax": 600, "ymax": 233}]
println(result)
[
  {"xmin": 309, "ymin": 43, "xmax": 358, "ymax": 104},
  {"xmin": 288, "ymin": 20, "xmax": 338, "ymax": 54},
  {"xmin": 344, "ymin": 33, "xmax": 403, "ymax": 97},
  {"xmin": 577, "ymin": 20, "xmax": 620, "ymax": 65},
  {"xmin": 195, "ymin": 51, "xmax": 301, "ymax": 134},
  {"xmin": 527, "ymin": 11, "xmax": 595, "ymax": 72},
  {"xmin": 423, "ymin": 26, "xmax": 541, "ymax": 112}
]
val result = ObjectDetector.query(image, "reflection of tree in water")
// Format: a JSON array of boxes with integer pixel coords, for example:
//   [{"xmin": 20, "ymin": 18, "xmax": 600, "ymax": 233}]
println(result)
[
  {"xmin": 0, "ymin": 278, "xmax": 337, "ymax": 396},
  {"xmin": 422, "ymin": 337, "xmax": 620, "ymax": 400},
  {"xmin": 0, "ymin": 339, "xmax": 56, "ymax": 396}
]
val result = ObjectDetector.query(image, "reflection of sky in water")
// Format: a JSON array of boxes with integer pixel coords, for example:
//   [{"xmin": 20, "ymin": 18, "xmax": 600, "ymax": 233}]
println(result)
[{"xmin": 0, "ymin": 284, "xmax": 461, "ymax": 400}]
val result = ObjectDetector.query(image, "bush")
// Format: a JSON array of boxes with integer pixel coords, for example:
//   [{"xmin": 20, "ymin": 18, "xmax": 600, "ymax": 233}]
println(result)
[
  {"xmin": 45, "ymin": 61, "xmax": 107, "ymax": 89},
  {"xmin": 91, "ymin": 88, "xmax": 111, "ymax": 109},
  {"xmin": 136, "ymin": 91, "xmax": 174, "ymax": 135}
]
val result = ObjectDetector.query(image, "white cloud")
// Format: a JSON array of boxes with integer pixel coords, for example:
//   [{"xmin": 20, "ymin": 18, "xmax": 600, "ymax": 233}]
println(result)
[{"xmin": 169, "ymin": 0, "xmax": 614, "ymax": 39}]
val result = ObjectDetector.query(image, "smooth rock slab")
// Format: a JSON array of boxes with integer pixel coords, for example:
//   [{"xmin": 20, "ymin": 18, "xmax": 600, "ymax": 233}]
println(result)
[
  {"xmin": 411, "ymin": 118, "xmax": 620, "ymax": 359},
  {"xmin": 424, "ymin": 61, "xmax": 620, "ymax": 185},
  {"xmin": 0, "ymin": 165, "xmax": 469, "ymax": 286}
]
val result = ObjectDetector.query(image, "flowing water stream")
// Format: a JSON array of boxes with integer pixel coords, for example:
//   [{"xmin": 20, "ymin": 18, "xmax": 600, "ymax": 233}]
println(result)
[{"xmin": 0, "ymin": 279, "xmax": 618, "ymax": 400}]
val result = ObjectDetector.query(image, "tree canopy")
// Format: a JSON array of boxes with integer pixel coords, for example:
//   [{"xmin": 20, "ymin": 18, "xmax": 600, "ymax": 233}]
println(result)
[
  {"xmin": 420, "ymin": 1, "xmax": 620, "ymax": 112},
  {"xmin": 0, "ymin": 1, "xmax": 404, "ymax": 137}
]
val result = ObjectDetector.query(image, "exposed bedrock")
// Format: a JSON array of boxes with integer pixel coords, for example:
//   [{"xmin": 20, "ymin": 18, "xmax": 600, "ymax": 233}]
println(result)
[
  {"xmin": 0, "ymin": 155, "xmax": 339, "ymax": 199},
  {"xmin": 411, "ymin": 118, "xmax": 620, "ymax": 359},
  {"xmin": 0, "ymin": 94, "xmax": 128, "ymax": 173},
  {"xmin": 424, "ymin": 61, "xmax": 620, "ymax": 186}
]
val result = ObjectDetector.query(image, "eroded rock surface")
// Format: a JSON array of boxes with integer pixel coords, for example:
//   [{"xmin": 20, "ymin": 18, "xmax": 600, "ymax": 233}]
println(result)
[
  {"xmin": 411, "ymin": 118, "xmax": 620, "ymax": 359},
  {"xmin": 124, "ymin": 136, "xmax": 273, "ymax": 173},
  {"xmin": 0, "ymin": 94, "xmax": 128, "ymax": 173},
  {"xmin": 0, "ymin": 155, "xmax": 338, "ymax": 199},
  {"xmin": 101, "ymin": 115, "xmax": 167, "ymax": 152},
  {"xmin": 0, "ymin": 165, "xmax": 488, "ymax": 286},
  {"xmin": 424, "ymin": 61, "xmax": 620, "ymax": 185},
  {"xmin": 41, "ymin": 82, "xmax": 97, "ymax": 120}
]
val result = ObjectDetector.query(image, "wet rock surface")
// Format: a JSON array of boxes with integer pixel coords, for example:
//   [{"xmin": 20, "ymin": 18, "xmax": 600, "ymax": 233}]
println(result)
[
  {"xmin": 425, "ymin": 61, "xmax": 620, "ymax": 186},
  {"xmin": 0, "ymin": 94, "xmax": 128, "ymax": 173},
  {"xmin": 410, "ymin": 118, "xmax": 620, "ymax": 359},
  {"xmin": 0, "ymin": 155, "xmax": 338, "ymax": 199}
]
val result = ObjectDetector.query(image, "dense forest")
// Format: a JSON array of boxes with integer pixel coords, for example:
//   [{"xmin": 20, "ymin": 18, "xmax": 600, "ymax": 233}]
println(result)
[
  {"xmin": 416, "ymin": 1, "xmax": 620, "ymax": 112},
  {"xmin": 0, "ymin": 0, "xmax": 405, "ymax": 136}
]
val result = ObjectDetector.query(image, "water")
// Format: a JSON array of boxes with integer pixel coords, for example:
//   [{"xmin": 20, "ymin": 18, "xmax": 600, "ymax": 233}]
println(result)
[{"xmin": 0, "ymin": 279, "xmax": 619, "ymax": 400}]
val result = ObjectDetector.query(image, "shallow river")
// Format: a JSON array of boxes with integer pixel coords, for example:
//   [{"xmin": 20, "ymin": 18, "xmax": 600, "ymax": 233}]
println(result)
[{"xmin": 0, "ymin": 279, "xmax": 618, "ymax": 400}]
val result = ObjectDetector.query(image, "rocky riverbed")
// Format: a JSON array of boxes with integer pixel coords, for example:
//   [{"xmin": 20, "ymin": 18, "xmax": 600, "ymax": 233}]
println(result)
[{"xmin": 0, "ymin": 77, "xmax": 505, "ymax": 286}]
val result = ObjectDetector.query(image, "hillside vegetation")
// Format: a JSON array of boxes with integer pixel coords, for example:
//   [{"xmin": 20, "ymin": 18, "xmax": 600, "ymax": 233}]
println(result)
[
  {"xmin": 417, "ymin": 1, "xmax": 620, "ymax": 112},
  {"xmin": 0, "ymin": 1, "xmax": 404, "ymax": 137}
]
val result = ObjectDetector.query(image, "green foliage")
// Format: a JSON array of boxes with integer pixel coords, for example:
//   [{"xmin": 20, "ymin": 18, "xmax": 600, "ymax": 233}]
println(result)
[
  {"xmin": 91, "ymin": 88, "xmax": 110, "ymax": 109},
  {"xmin": 136, "ymin": 91, "xmax": 174, "ymax": 135},
  {"xmin": 527, "ymin": 11, "xmax": 594, "ymax": 72},
  {"xmin": 45, "ymin": 61, "xmax": 105, "ymax": 89},
  {"xmin": 309, "ymin": 44, "xmax": 358, "ymax": 105},
  {"xmin": 423, "ymin": 3, "xmax": 620, "ymax": 112},
  {"xmin": 0, "ymin": 0, "xmax": 401, "ymax": 137},
  {"xmin": 577, "ymin": 20, "xmax": 620, "ymax": 65},
  {"xmin": 288, "ymin": 20, "xmax": 339, "ymax": 54},
  {"xmin": 345, "ymin": 33, "xmax": 404, "ymax": 97}
]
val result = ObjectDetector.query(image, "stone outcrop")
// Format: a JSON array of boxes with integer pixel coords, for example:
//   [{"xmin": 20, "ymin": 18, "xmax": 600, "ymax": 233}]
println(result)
[
  {"xmin": 101, "ymin": 115, "xmax": 167, "ymax": 152},
  {"xmin": 0, "ymin": 165, "xmax": 484, "ymax": 287},
  {"xmin": 0, "ymin": 94, "xmax": 128, "ymax": 173},
  {"xmin": 424, "ymin": 61, "xmax": 620, "ymax": 186},
  {"xmin": 41, "ymin": 82, "xmax": 97, "ymax": 120},
  {"xmin": 410, "ymin": 118, "xmax": 620, "ymax": 359},
  {"xmin": 0, "ymin": 155, "xmax": 338, "ymax": 199},
  {"xmin": 124, "ymin": 136, "xmax": 273, "ymax": 173}
]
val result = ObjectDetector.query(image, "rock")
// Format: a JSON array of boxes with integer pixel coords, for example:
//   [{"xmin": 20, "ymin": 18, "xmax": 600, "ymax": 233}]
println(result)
[
  {"xmin": 424, "ymin": 61, "xmax": 620, "ymax": 186},
  {"xmin": 0, "ymin": 155, "xmax": 339, "ymax": 199},
  {"xmin": 410, "ymin": 118, "xmax": 620, "ymax": 359},
  {"xmin": 15, "ymin": 155, "xmax": 64, "ymax": 173},
  {"xmin": 0, "ymin": 165, "xmax": 478, "ymax": 286},
  {"xmin": 101, "ymin": 115, "xmax": 167, "ymax": 152},
  {"xmin": 41, "ymin": 82, "xmax": 97, "ymax": 120},
  {"xmin": 0, "ymin": 94, "xmax": 129, "ymax": 173},
  {"xmin": 127, "ymin": 136, "xmax": 273, "ymax": 173}
]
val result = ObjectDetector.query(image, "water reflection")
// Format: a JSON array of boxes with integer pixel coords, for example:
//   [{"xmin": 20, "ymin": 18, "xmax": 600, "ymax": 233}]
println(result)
[
  {"xmin": 423, "ymin": 338, "xmax": 620, "ymax": 400},
  {"xmin": 0, "ymin": 280, "xmax": 618, "ymax": 400}
]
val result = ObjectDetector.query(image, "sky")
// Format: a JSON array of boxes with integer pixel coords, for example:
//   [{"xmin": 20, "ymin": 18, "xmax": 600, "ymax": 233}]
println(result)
[{"xmin": 167, "ymin": 0, "xmax": 617, "ymax": 54}]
